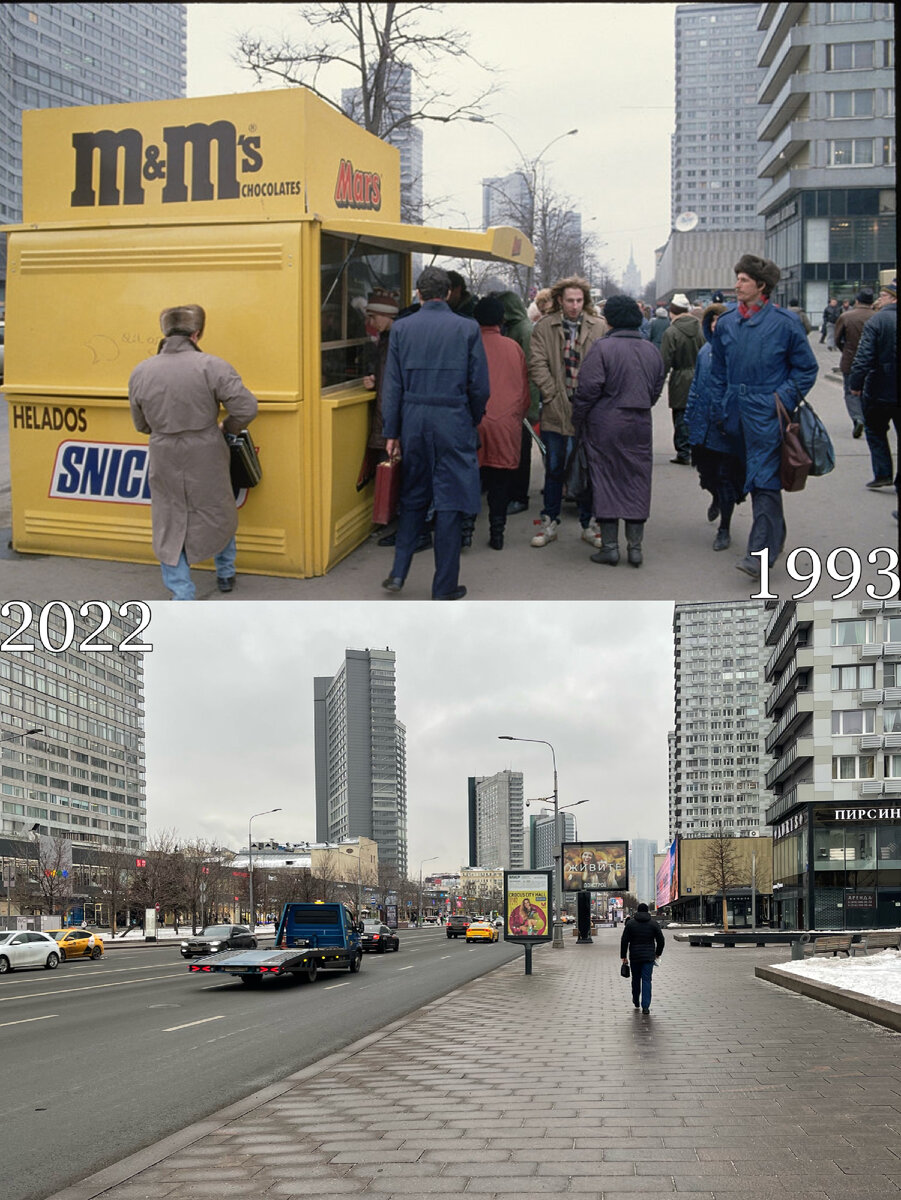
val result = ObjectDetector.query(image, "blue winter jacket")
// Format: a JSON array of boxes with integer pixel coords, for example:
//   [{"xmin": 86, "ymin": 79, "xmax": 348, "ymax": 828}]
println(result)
[
  {"xmin": 707, "ymin": 302, "xmax": 818, "ymax": 492},
  {"xmin": 381, "ymin": 300, "xmax": 490, "ymax": 513},
  {"xmin": 685, "ymin": 310, "xmax": 729, "ymax": 452}
]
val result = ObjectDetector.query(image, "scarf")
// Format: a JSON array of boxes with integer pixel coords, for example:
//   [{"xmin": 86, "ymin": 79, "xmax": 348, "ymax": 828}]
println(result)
[
  {"xmin": 737, "ymin": 296, "xmax": 769, "ymax": 320},
  {"xmin": 562, "ymin": 316, "xmax": 582, "ymax": 398}
]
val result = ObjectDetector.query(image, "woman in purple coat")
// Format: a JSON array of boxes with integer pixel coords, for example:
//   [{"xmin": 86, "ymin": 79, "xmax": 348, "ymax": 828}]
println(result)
[{"xmin": 571, "ymin": 296, "xmax": 666, "ymax": 566}]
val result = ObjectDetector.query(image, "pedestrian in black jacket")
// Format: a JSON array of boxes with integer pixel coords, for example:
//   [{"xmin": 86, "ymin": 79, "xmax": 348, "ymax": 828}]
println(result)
[{"xmin": 620, "ymin": 903, "xmax": 665, "ymax": 1013}]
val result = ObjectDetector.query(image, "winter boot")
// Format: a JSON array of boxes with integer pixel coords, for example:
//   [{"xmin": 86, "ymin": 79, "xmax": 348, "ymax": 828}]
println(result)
[
  {"xmin": 590, "ymin": 520, "xmax": 620, "ymax": 565},
  {"xmin": 625, "ymin": 521, "xmax": 645, "ymax": 567},
  {"xmin": 461, "ymin": 513, "xmax": 476, "ymax": 548},
  {"xmin": 488, "ymin": 517, "xmax": 505, "ymax": 551}
]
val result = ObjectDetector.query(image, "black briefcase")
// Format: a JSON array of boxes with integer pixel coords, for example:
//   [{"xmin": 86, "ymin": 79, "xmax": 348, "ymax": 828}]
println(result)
[{"xmin": 225, "ymin": 430, "xmax": 262, "ymax": 490}]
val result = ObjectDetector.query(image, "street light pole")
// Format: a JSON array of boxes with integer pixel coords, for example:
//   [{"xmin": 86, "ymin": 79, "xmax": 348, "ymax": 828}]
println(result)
[
  {"xmin": 247, "ymin": 807, "xmax": 281, "ymax": 932},
  {"xmin": 419, "ymin": 857, "xmax": 438, "ymax": 927},
  {"xmin": 500, "ymin": 735, "xmax": 565, "ymax": 949}
]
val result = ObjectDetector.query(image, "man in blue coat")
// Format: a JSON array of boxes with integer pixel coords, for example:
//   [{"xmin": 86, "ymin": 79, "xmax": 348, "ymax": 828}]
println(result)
[
  {"xmin": 707, "ymin": 254, "xmax": 818, "ymax": 580},
  {"xmin": 380, "ymin": 266, "xmax": 490, "ymax": 600}
]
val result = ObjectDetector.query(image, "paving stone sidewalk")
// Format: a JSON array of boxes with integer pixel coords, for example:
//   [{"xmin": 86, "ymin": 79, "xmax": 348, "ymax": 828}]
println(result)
[{"xmin": 51, "ymin": 931, "xmax": 901, "ymax": 1200}]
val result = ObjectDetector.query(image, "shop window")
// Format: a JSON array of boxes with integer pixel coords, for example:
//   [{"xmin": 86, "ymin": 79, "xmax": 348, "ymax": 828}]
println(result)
[
  {"xmin": 831, "ymin": 618, "xmax": 876, "ymax": 646},
  {"xmin": 877, "ymin": 825, "xmax": 901, "ymax": 867},
  {"xmin": 832, "ymin": 755, "xmax": 875, "ymax": 779},
  {"xmin": 832, "ymin": 709, "xmax": 875, "ymax": 735},
  {"xmin": 320, "ymin": 234, "xmax": 404, "ymax": 391}
]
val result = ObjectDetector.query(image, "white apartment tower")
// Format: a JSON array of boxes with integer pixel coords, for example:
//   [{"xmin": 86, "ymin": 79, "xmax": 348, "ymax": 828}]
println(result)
[{"xmin": 467, "ymin": 770, "xmax": 525, "ymax": 869}]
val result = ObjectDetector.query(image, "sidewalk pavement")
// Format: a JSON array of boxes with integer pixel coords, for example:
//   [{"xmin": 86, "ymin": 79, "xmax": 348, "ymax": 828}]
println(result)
[
  {"xmin": 2, "ymin": 338, "xmax": 896, "ymax": 604},
  {"xmin": 50, "ymin": 930, "xmax": 901, "ymax": 1200}
]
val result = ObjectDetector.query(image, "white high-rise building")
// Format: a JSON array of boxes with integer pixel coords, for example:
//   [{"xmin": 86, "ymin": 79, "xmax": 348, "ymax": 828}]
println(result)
[{"xmin": 314, "ymin": 649, "xmax": 407, "ymax": 876}]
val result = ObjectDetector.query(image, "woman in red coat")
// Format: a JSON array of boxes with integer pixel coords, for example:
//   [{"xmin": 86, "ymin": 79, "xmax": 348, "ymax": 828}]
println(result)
[{"xmin": 474, "ymin": 296, "xmax": 531, "ymax": 550}]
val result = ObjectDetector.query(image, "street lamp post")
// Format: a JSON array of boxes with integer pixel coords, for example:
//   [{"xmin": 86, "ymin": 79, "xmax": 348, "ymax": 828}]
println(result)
[
  {"xmin": 247, "ymin": 808, "xmax": 281, "ymax": 932},
  {"xmin": 499, "ymin": 735, "xmax": 567, "ymax": 949},
  {"xmin": 418, "ymin": 857, "xmax": 438, "ymax": 927}
]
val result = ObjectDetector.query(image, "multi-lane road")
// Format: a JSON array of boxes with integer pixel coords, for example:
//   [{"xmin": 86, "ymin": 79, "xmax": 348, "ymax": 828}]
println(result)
[{"xmin": 2, "ymin": 925, "xmax": 521, "ymax": 1200}]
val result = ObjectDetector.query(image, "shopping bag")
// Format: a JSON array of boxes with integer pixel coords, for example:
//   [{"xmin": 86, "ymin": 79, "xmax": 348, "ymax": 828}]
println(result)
[
  {"xmin": 775, "ymin": 393, "xmax": 811, "ymax": 492},
  {"xmin": 563, "ymin": 435, "xmax": 590, "ymax": 498},
  {"xmin": 796, "ymin": 399, "xmax": 835, "ymax": 477},
  {"xmin": 225, "ymin": 429, "xmax": 262, "ymax": 490},
  {"xmin": 372, "ymin": 459, "xmax": 401, "ymax": 524}
]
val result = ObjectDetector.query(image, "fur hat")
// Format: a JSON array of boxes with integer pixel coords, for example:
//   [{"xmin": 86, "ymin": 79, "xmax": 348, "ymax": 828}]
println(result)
[
  {"xmin": 733, "ymin": 254, "xmax": 781, "ymax": 296},
  {"xmin": 160, "ymin": 304, "xmax": 205, "ymax": 337},
  {"xmin": 670, "ymin": 293, "xmax": 690, "ymax": 312},
  {"xmin": 603, "ymin": 294, "xmax": 643, "ymax": 330},
  {"xmin": 473, "ymin": 296, "xmax": 505, "ymax": 327},
  {"xmin": 365, "ymin": 289, "xmax": 399, "ymax": 316},
  {"xmin": 654, "ymin": 306, "xmax": 668, "ymax": 318}
]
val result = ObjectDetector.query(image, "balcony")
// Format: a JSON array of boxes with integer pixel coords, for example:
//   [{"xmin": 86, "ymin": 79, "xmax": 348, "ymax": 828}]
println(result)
[
  {"xmin": 766, "ymin": 647, "xmax": 814, "ymax": 717},
  {"xmin": 757, "ymin": 2, "xmax": 809, "ymax": 67},
  {"xmin": 758, "ymin": 121, "xmax": 810, "ymax": 179},
  {"xmin": 766, "ymin": 780, "xmax": 814, "ymax": 825},
  {"xmin": 765, "ymin": 691, "xmax": 814, "ymax": 754},
  {"xmin": 766, "ymin": 737, "xmax": 814, "ymax": 790},
  {"xmin": 757, "ymin": 72, "xmax": 810, "ymax": 142},
  {"xmin": 758, "ymin": 29, "xmax": 811, "ymax": 106},
  {"xmin": 765, "ymin": 600, "xmax": 794, "ymax": 645},
  {"xmin": 765, "ymin": 613, "xmax": 812, "ymax": 679}
]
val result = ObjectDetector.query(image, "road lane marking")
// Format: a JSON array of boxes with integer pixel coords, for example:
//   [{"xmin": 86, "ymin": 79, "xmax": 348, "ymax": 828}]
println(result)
[
  {"xmin": 397, "ymin": 965, "xmax": 414, "ymax": 971},
  {"xmin": 0, "ymin": 972, "xmax": 185, "ymax": 1003},
  {"xmin": 323, "ymin": 981, "xmax": 352, "ymax": 990},
  {"xmin": 162, "ymin": 1015, "xmax": 226, "ymax": 1032},
  {"xmin": 0, "ymin": 1014, "xmax": 58, "ymax": 1029}
]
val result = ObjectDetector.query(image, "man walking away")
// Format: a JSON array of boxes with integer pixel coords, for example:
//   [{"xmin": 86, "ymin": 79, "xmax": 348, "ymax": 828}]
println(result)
[
  {"xmin": 848, "ymin": 276, "xmax": 898, "ymax": 500},
  {"xmin": 835, "ymin": 288, "xmax": 876, "ymax": 441},
  {"xmin": 621, "ymin": 902, "xmax": 664, "ymax": 1014},
  {"xmin": 647, "ymin": 307, "xmax": 670, "ymax": 349},
  {"xmin": 129, "ymin": 304, "xmax": 258, "ymax": 600},
  {"xmin": 661, "ymin": 293, "xmax": 704, "ymax": 465},
  {"xmin": 380, "ymin": 267, "xmax": 490, "ymax": 600},
  {"xmin": 820, "ymin": 297, "xmax": 839, "ymax": 348}
]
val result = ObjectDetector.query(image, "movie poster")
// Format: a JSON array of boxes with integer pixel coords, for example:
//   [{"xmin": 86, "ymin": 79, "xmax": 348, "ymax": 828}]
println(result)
[
  {"xmin": 504, "ymin": 871, "xmax": 552, "ymax": 941},
  {"xmin": 561, "ymin": 841, "xmax": 629, "ymax": 892}
]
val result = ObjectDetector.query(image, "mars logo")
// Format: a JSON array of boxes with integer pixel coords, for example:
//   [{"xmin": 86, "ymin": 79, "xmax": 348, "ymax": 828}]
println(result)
[
  {"xmin": 334, "ymin": 159, "xmax": 381, "ymax": 210},
  {"xmin": 70, "ymin": 122, "xmax": 264, "ymax": 207},
  {"xmin": 50, "ymin": 441, "xmax": 151, "ymax": 504}
]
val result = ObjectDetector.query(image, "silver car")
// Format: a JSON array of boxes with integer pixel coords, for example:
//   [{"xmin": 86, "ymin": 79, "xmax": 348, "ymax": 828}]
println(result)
[{"xmin": 0, "ymin": 930, "xmax": 62, "ymax": 973}]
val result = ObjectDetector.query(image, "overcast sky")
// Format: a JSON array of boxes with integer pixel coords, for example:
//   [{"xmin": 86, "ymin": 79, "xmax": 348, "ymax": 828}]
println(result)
[
  {"xmin": 141, "ymin": 601, "xmax": 675, "ymax": 873},
  {"xmin": 185, "ymin": 2, "xmax": 682, "ymax": 285}
]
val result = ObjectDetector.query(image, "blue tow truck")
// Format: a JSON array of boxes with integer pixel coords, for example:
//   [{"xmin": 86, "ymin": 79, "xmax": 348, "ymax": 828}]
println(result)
[{"xmin": 187, "ymin": 901, "xmax": 363, "ymax": 986}]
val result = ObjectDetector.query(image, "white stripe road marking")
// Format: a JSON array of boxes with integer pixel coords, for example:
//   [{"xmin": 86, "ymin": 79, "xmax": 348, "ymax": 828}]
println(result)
[
  {"xmin": 323, "ymin": 980, "xmax": 352, "ymax": 990},
  {"xmin": 397, "ymin": 965, "xmax": 414, "ymax": 971},
  {"xmin": 162, "ymin": 1015, "xmax": 226, "ymax": 1032},
  {"xmin": 0, "ymin": 1014, "xmax": 58, "ymax": 1029},
  {"xmin": 0, "ymin": 972, "xmax": 185, "ymax": 1003}
]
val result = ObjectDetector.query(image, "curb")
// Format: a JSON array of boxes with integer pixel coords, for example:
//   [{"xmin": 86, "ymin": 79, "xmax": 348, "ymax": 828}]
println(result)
[
  {"xmin": 44, "ymin": 949, "xmax": 528, "ymax": 1200},
  {"xmin": 755, "ymin": 963, "xmax": 901, "ymax": 1033}
]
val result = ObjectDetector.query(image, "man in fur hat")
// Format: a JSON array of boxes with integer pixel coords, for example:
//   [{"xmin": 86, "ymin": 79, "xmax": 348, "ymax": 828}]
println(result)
[
  {"xmin": 129, "ymin": 304, "xmax": 258, "ymax": 600},
  {"xmin": 706, "ymin": 255, "xmax": 818, "ymax": 580}
]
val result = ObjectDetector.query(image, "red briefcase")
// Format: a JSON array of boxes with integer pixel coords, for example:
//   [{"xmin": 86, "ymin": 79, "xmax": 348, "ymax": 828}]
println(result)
[{"xmin": 372, "ymin": 459, "xmax": 401, "ymax": 524}]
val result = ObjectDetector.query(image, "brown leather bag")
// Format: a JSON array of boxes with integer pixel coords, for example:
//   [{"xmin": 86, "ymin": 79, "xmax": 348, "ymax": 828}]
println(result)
[{"xmin": 775, "ymin": 393, "xmax": 811, "ymax": 492}]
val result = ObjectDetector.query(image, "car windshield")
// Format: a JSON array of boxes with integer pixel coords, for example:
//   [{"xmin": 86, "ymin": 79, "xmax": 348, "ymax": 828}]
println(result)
[
  {"xmin": 200, "ymin": 925, "xmax": 234, "ymax": 937},
  {"xmin": 47, "ymin": 931, "xmax": 69, "ymax": 941},
  {"xmin": 0, "ymin": 932, "xmax": 15, "ymax": 944},
  {"xmin": 362, "ymin": 922, "xmax": 382, "ymax": 930}
]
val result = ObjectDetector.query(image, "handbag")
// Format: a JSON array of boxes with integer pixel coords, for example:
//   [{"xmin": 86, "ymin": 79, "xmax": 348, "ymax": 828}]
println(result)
[
  {"xmin": 563, "ymin": 435, "xmax": 590, "ymax": 499},
  {"xmin": 372, "ymin": 459, "xmax": 401, "ymax": 525},
  {"xmin": 796, "ymin": 399, "xmax": 835, "ymax": 477},
  {"xmin": 225, "ymin": 429, "xmax": 262, "ymax": 490},
  {"xmin": 620, "ymin": 962, "xmax": 631, "ymax": 978},
  {"xmin": 775, "ymin": 393, "xmax": 811, "ymax": 493}
]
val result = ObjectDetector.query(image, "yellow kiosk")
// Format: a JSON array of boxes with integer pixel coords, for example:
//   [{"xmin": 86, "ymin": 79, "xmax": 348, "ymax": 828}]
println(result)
[{"xmin": 3, "ymin": 88, "xmax": 533, "ymax": 578}]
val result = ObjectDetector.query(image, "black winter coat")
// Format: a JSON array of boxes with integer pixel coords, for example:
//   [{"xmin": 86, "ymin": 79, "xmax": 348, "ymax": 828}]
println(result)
[
  {"xmin": 848, "ymin": 302, "xmax": 897, "ymax": 406},
  {"xmin": 620, "ymin": 911, "xmax": 665, "ymax": 964}
]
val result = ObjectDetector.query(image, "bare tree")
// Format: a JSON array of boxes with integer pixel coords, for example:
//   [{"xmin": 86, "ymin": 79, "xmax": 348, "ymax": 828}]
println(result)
[
  {"xmin": 236, "ymin": 4, "xmax": 497, "ymax": 136},
  {"xmin": 698, "ymin": 830, "xmax": 743, "ymax": 932}
]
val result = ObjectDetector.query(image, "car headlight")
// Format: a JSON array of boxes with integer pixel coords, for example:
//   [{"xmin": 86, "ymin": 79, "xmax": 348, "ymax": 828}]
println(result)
[
  {"xmin": 180, "ymin": 940, "xmax": 189, "ymax": 947},
  {"xmin": 209, "ymin": 941, "xmax": 221, "ymax": 948}
]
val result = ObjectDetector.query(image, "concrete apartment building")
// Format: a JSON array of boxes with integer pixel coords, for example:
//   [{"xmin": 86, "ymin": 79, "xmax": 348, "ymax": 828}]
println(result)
[
  {"xmin": 529, "ymin": 807, "xmax": 577, "ymax": 872},
  {"xmin": 629, "ymin": 837, "xmax": 659, "ymax": 904},
  {"xmin": 656, "ymin": 2, "xmax": 766, "ymax": 303},
  {"xmin": 756, "ymin": 1, "xmax": 896, "ymax": 314},
  {"xmin": 0, "ymin": 607, "xmax": 147, "ymax": 850},
  {"xmin": 467, "ymin": 770, "xmax": 525, "ymax": 869},
  {"xmin": 0, "ymin": 3, "xmax": 187, "ymax": 300},
  {"xmin": 670, "ymin": 601, "xmax": 773, "ymax": 843},
  {"xmin": 764, "ymin": 598, "xmax": 901, "ymax": 930},
  {"xmin": 314, "ymin": 649, "xmax": 408, "ymax": 877}
]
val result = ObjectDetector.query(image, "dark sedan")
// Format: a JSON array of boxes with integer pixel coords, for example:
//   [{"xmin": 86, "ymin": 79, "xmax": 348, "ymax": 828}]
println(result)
[
  {"xmin": 360, "ymin": 921, "xmax": 399, "ymax": 953},
  {"xmin": 180, "ymin": 924, "xmax": 257, "ymax": 958}
]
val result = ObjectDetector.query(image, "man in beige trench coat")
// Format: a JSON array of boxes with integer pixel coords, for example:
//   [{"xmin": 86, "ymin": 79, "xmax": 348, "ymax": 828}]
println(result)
[{"xmin": 129, "ymin": 304, "xmax": 258, "ymax": 600}]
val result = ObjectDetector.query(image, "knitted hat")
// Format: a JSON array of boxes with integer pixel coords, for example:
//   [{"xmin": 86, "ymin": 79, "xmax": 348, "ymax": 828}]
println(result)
[
  {"xmin": 365, "ymin": 288, "xmax": 399, "ymax": 316},
  {"xmin": 711, "ymin": 290, "xmax": 726, "ymax": 303},
  {"xmin": 880, "ymin": 277, "xmax": 897, "ymax": 298},
  {"xmin": 160, "ymin": 304, "xmax": 205, "ymax": 336},
  {"xmin": 473, "ymin": 295, "xmax": 505, "ymax": 327},
  {"xmin": 603, "ymin": 295, "xmax": 643, "ymax": 329},
  {"xmin": 670, "ymin": 293, "xmax": 690, "ymax": 312},
  {"xmin": 637, "ymin": 903, "xmax": 649, "ymax": 913},
  {"xmin": 733, "ymin": 254, "xmax": 781, "ymax": 295},
  {"xmin": 654, "ymin": 306, "xmax": 667, "ymax": 318}
]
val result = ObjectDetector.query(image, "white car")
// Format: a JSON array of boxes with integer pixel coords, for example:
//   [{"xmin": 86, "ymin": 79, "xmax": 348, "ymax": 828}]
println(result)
[{"xmin": 0, "ymin": 930, "xmax": 62, "ymax": 973}]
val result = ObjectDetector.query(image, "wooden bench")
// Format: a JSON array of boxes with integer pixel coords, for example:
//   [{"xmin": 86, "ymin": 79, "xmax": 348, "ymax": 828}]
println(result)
[
  {"xmin": 852, "ymin": 931, "xmax": 901, "ymax": 955},
  {"xmin": 804, "ymin": 934, "xmax": 853, "ymax": 957}
]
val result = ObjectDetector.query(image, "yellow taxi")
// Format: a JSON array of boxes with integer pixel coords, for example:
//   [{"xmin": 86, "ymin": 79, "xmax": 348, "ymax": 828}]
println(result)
[
  {"xmin": 46, "ymin": 929, "xmax": 104, "ymax": 960},
  {"xmin": 465, "ymin": 921, "xmax": 499, "ymax": 944}
]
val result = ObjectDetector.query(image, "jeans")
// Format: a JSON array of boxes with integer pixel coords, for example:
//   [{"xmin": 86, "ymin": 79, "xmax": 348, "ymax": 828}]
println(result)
[
  {"xmin": 160, "ymin": 537, "xmax": 237, "ymax": 601},
  {"xmin": 540, "ymin": 429, "xmax": 592, "ymax": 526},
  {"xmin": 630, "ymin": 959, "xmax": 655, "ymax": 1009},
  {"xmin": 863, "ymin": 402, "xmax": 900, "ymax": 485},
  {"xmin": 842, "ymin": 375, "xmax": 865, "ymax": 426}
]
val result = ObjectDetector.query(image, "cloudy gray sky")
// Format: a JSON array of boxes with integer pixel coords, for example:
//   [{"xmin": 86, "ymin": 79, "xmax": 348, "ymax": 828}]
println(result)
[
  {"xmin": 142, "ymin": 601, "xmax": 675, "ymax": 873},
  {"xmin": 185, "ymin": 2, "xmax": 680, "ymax": 285}
]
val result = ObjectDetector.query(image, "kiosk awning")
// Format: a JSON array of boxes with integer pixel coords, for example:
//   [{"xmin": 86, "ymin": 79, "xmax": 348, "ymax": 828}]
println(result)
[{"xmin": 319, "ymin": 219, "xmax": 534, "ymax": 267}]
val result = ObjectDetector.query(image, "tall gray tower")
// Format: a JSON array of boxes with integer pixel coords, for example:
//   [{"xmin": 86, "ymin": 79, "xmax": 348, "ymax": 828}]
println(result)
[{"xmin": 314, "ymin": 648, "xmax": 407, "ymax": 876}]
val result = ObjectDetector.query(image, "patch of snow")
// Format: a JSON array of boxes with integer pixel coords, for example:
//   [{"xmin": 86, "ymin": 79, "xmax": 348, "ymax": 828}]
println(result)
[{"xmin": 772, "ymin": 949, "xmax": 901, "ymax": 1006}]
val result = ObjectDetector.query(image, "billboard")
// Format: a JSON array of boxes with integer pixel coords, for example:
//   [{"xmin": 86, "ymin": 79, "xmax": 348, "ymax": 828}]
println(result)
[
  {"xmin": 561, "ymin": 841, "xmax": 629, "ymax": 892},
  {"xmin": 503, "ymin": 871, "xmax": 552, "ymax": 942},
  {"xmin": 655, "ymin": 840, "xmax": 678, "ymax": 908}
]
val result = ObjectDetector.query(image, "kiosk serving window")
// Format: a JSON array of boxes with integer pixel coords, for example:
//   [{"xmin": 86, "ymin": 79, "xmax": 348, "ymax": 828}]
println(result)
[{"xmin": 320, "ymin": 234, "xmax": 404, "ymax": 389}]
